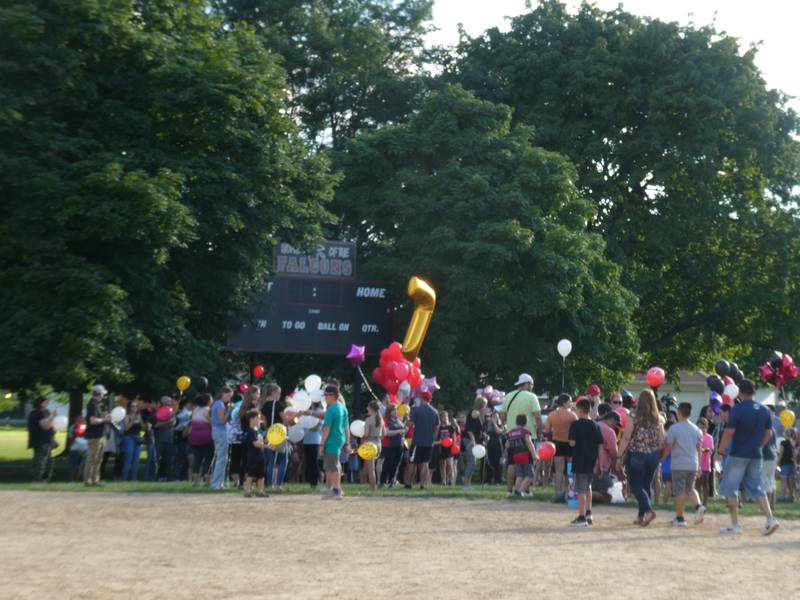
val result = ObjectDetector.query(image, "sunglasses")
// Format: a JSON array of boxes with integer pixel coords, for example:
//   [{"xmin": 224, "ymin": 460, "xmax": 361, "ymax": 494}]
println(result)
[{"xmin": 611, "ymin": 400, "xmax": 622, "ymax": 405}]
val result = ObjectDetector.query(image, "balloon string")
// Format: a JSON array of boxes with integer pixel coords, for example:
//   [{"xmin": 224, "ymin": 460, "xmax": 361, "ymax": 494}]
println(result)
[{"xmin": 357, "ymin": 365, "xmax": 382, "ymax": 403}]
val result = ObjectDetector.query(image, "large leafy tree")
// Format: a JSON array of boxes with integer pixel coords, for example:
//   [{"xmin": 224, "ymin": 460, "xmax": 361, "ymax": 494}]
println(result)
[
  {"xmin": 213, "ymin": 0, "xmax": 433, "ymax": 148},
  {"xmin": 0, "ymin": 0, "xmax": 335, "ymax": 407},
  {"xmin": 334, "ymin": 85, "xmax": 639, "ymax": 405},
  {"xmin": 447, "ymin": 1, "xmax": 800, "ymax": 375}
]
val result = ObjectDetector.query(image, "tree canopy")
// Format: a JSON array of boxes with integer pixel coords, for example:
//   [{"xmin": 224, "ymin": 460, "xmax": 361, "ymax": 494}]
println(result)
[
  {"xmin": 447, "ymin": 0, "xmax": 800, "ymax": 377},
  {"xmin": 0, "ymin": 0, "xmax": 336, "ymax": 398},
  {"xmin": 334, "ymin": 85, "xmax": 639, "ymax": 401}
]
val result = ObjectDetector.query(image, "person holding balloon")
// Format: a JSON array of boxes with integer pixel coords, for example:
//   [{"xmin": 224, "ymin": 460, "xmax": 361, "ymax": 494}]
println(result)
[
  {"xmin": 27, "ymin": 396, "xmax": 57, "ymax": 482},
  {"xmin": 262, "ymin": 383, "xmax": 290, "ymax": 491},
  {"xmin": 360, "ymin": 400, "xmax": 385, "ymax": 493},
  {"xmin": 242, "ymin": 409, "xmax": 268, "ymax": 498},
  {"xmin": 462, "ymin": 396, "xmax": 487, "ymax": 491},
  {"xmin": 301, "ymin": 395, "xmax": 327, "ymax": 490},
  {"xmin": 151, "ymin": 396, "xmax": 177, "ymax": 481},
  {"xmin": 436, "ymin": 410, "xmax": 458, "ymax": 486}
]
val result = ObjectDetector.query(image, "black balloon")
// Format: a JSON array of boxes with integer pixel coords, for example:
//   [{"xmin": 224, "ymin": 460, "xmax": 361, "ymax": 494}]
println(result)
[
  {"xmin": 197, "ymin": 376, "xmax": 209, "ymax": 391},
  {"xmin": 706, "ymin": 375, "xmax": 725, "ymax": 394},
  {"xmin": 769, "ymin": 351, "xmax": 783, "ymax": 369},
  {"xmin": 714, "ymin": 359, "xmax": 730, "ymax": 377},
  {"xmin": 730, "ymin": 367, "xmax": 744, "ymax": 384}
]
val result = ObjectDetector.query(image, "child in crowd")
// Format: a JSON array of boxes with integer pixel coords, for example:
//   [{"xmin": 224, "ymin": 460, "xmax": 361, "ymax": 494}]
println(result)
[
  {"xmin": 568, "ymin": 399, "xmax": 603, "ymax": 527},
  {"xmin": 362, "ymin": 401, "xmax": 385, "ymax": 493},
  {"xmin": 436, "ymin": 410, "xmax": 457, "ymax": 486},
  {"xmin": 505, "ymin": 414, "xmax": 538, "ymax": 496},
  {"xmin": 660, "ymin": 422, "xmax": 672, "ymax": 504},
  {"xmin": 697, "ymin": 418, "xmax": 714, "ymax": 506},
  {"xmin": 242, "ymin": 409, "xmax": 267, "ymax": 498},
  {"xmin": 777, "ymin": 428, "xmax": 795, "ymax": 502},
  {"xmin": 661, "ymin": 403, "xmax": 705, "ymax": 526}
]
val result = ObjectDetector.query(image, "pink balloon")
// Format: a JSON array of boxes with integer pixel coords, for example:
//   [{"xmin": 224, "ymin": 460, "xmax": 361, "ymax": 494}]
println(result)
[
  {"xmin": 614, "ymin": 407, "xmax": 628, "ymax": 429},
  {"xmin": 388, "ymin": 342, "xmax": 404, "ymax": 361},
  {"xmin": 394, "ymin": 362, "xmax": 410, "ymax": 381},
  {"xmin": 646, "ymin": 367, "xmax": 666, "ymax": 388}
]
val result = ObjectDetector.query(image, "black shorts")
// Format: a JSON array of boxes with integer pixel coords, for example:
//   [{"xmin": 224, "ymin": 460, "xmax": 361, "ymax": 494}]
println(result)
[
  {"xmin": 410, "ymin": 445, "xmax": 432, "ymax": 464},
  {"xmin": 246, "ymin": 457, "xmax": 265, "ymax": 478},
  {"xmin": 554, "ymin": 441, "xmax": 572, "ymax": 458}
]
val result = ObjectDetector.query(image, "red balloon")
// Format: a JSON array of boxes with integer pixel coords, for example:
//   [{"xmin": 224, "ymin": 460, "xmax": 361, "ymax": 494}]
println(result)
[
  {"xmin": 238, "ymin": 383, "xmax": 249, "ymax": 394},
  {"xmin": 156, "ymin": 406, "xmax": 174, "ymax": 421},
  {"xmin": 74, "ymin": 423, "xmax": 87, "ymax": 437},
  {"xmin": 388, "ymin": 393, "xmax": 400, "ymax": 405},
  {"xmin": 413, "ymin": 357, "xmax": 421, "ymax": 370},
  {"xmin": 253, "ymin": 364, "xmax": 265, "ymax": 378},
  {"xmin": 722, "ymin": 394, "xmax": 734, "ymax": 406},
  {"xmin": 388, "ymin": 342, "xmax": 404, "ymax": 361},
  {"xmin": 384, "ymin": 378, "xmax": 399, "ymax": 394},
  {"xmin": 380, "ymin": 349, "xmax": 390, "ymax": 363},
  {"xmin": 646, "ymin": 367, "xmax": 666, "ymax": 388},
  {"xmin": 393, "ymin": 362, "xmax": 410, "ymax": 381},
  {"xmin": 383, "ymin": 360, "xmax": 397, "ymax": 377},
  {"xmin": 538, "ymin": 441, "xmax": 556, "ymax": 461},
  {"xmin": 371, "ymin": 368, "xmax": 385, "ymax": 386},
  {"xmin": 614, "ymin": 407, "xmax": 628, "ymax": 429},
  {"xmin": 442, "ymin": 437, "xmax": 453, "ymax": 448},
  {"xmin": 409, "ymin": 369, "xmax": 422, "ymax": 388},
  {"xmin": 451, "ymin": 444, "xmax": 460, "ymax": 456}
]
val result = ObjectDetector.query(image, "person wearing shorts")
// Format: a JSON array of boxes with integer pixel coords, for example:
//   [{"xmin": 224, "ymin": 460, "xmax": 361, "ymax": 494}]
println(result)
[
  {"xmin": 717, "ymin": 380, "xmax": 779, "ymax": 535},
  {"xmin": 320, "ymin": 385, "xmax": 349, "ymax": 500},
  {"xmin": 568, "ymin": 399, "xmax": 603, "ymax": 528},
  {"xmin": 544, "ymin": 393, "xmax": 577, "ymax": 503},
  {"xmin": 506, "ymin": 414, "xmax": 538, "ymax": 496},
  {"xmin": 404, "ymin": 392, "xmax": 438, "ymax": 490},
  {"xmin": 662, "ymin": 402, "xmax": 706, "ymax": 527}
]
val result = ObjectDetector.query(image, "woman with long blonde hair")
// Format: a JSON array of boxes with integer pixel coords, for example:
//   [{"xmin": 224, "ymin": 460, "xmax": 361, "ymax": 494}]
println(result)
[{"xmin": 618, "ymin": 389, "xmax": 664, "ymax": 526}]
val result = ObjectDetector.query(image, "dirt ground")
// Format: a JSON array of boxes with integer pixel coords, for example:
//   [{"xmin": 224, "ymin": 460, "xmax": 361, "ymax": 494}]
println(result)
[{"xmin": 1, "ymin": 491, "xmax": 798, "ymax": 599}]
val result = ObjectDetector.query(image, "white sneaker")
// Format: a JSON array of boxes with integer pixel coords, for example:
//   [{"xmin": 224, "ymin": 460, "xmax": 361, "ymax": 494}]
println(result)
[
  {"xmin": 671, "ymin": 518, "xmax": 688, "ymax": 527},
  {"xmin": 506, "ymin": 491, "xmax": 514, "ymax": 498},
  {"xmin": 764, "ymin": 518, "xmax": 780, "ymax": 536},
  {"xmin": 463, "ymin": 485, "xmax": 475, "ymax": 491},
  {"xmin": 694, "ymin": 505, "xmax": 706, "ymax": 525},
  {"xmin": 720, "ymin": 524, "xmax": 742, "ymax": 535}
]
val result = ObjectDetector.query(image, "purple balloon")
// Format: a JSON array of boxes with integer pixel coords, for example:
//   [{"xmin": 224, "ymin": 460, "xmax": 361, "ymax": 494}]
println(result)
[
  {"xmin": 709, "ymin": 392, "xmax": 722, "ymax": 415},
  {"xmin": 423, "ymin": 376, "xmax": 440, "ymax": 393},
  {"xmin": 345, "ymin": 344, "xmax": 366, "ymax": 367}
]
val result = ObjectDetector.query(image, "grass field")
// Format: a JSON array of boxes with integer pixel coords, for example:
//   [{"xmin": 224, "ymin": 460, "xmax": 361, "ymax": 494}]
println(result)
[{"xmin": 2, "ymin": 427, "xmax": 798, "ymax": 520}]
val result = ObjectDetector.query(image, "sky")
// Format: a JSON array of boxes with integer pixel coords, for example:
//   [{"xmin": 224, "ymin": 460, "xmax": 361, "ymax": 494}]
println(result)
[{"xmin": 427, "ymin": 0, "xmax": 800, "ymax": 111}]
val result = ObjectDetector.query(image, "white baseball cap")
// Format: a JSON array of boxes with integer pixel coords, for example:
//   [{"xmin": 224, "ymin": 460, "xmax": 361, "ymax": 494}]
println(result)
[
  {"xmin": 514, "ymin": 373, "xmax": 534, "ymax": 387},
  {"xmin": 92, "ymin": 384, "xmax": 108, "ymax": 396}
]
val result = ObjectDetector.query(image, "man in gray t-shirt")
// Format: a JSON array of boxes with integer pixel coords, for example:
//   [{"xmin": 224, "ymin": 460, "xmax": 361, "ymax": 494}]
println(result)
[
  {"xmin": 661, "ymin": 402, "xmax": 704, "ymax": 526},
  {"xmin": 403, "ymin": 394, "xmax": 439, "ymax": 490}
]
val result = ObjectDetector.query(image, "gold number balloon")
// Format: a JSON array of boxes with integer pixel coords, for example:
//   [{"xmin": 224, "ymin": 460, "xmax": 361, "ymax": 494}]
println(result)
[{"xmin": 401, "ymin": 276, "xmax": 436, "ymax": 361}]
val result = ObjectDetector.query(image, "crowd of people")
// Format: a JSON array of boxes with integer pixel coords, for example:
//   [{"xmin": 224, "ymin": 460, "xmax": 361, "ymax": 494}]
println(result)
[{"xmin": 26, "ymin": 371, "xmax": 798, "ymax": 533}]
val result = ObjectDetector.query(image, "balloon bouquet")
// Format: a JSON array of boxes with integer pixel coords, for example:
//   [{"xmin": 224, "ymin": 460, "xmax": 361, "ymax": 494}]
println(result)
[
  {"xmin": 280, "ymin": 375, "xmax": 325, "ymax": 445},
  {"xmin": 759, "ymin": 351, "xmax": 799, "ymax": 427},
  {"xmin": 704, "ymin": 359, "xmax": 745, "ymax": 414}
]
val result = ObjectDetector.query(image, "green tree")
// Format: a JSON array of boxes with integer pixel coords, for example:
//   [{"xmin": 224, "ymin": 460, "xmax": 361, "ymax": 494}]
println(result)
[
  {"xmin": 448, "ymin": 1, "xmax": 800, "ymax": 374},
  {"xmin": 214, "ymin": 0, "xmax": 433, "ymax": 148},
  {"xmin": 0, "ymin": 0, "xmax": 336, "ymax": 409},
  {"xmin": 334, "ymin": 85, "xmax": 639, "ymax": 405}
]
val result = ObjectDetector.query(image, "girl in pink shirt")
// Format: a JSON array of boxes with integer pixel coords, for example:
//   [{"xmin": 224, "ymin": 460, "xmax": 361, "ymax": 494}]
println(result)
[{"xmin": 697, "ymin": 418, "xmax": 714, "ymax": 506}]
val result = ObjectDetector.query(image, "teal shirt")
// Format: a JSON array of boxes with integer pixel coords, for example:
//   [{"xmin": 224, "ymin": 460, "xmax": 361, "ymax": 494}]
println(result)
[{"xmin": 323, "ymin": 402, "xmax": 349, "ymax": 455}]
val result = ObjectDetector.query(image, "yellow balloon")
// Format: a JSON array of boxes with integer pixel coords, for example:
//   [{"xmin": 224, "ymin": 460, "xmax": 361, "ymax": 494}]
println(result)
[
  {"xmin": 357, "ymin": 442, "xmax": 378, "ymax": 460},
  {"xmin": 176, "ymin": 376, "xmax": 191, "ymax": 392},
  {"xmin": 401, "ymin": 277, "xmax": 436, "ymax": 361},
  {"xmin": 267, "ymin": 423, "xmax": 287, "ymax": 446},
  {"xmin": 780, "ymin": 410, "xmax": 796, "ymax": 428},
  {"xmin": 397, "ymin": 404, "xmax": 410, "ymax": 418}
]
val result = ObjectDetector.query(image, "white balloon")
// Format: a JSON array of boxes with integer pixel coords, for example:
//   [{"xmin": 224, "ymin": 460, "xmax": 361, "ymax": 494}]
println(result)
[
  {"xmin": 557, "ymin": 339, "xmax": 573, "ymax": 358},
  {"xmin": 350, "ymin": 419, "xmax": 365, "ymax": 438},
  {"xmin": 292, "ymin": 390, "xmax": 312, "ymax": 412},
  {"xmin": 398, "ymin": 380, "xmax": 412, "ymax": 400},
  {"xmin": 723, "ymin": 383, "xmax": 739, "ymax": 401},
  {"xmin": 283, "ymin": 406, "xmax": 298, "ymax": 415},
  {"xmin": 52, "ymin": 415, "xmax": 68, "ymax": 432},
  {"xmin": 298, "ymin": 415, "xmax": 319, "ymax": 428},
  {"xmin": 310, "ymin": 389, "xmax": 324, "ymax": 405},
  {"xmin": 110, "ymin": 406, "xmax": 126, "ymax": 424},
  {"xmin": 304, "ymin": 374, "xmax": 322, "ymax": 392},
  {"xmin": 287, "ymin": 424, "xmax": 305, "ymax": 443},
  {"xmin": 472, "ymin": 444, "xmax": 486, "ymax": 459}
]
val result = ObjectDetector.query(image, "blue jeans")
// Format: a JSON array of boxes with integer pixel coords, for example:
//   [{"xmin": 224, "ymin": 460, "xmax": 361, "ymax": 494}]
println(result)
[
  {"xmin": 210, "ymin": 427, "xmax": 228, "ymax": 489},
  {"xmin": 719, "ymin": 456, "xmax": 766, "ymax": 499},
  {"xmin": 121, "ymin": 435, "xmax": 141, "ymax": 481},
  {"xmin": 145, "ymin": 440, "xmax": 158, "ymax": 481},
  {"xmin": 628, "ymin": 450, "xmax": 660, "ymax": 517},
  {"xmin": 265, "ymin": 448, "xmax": 288, "ymax": 487}
]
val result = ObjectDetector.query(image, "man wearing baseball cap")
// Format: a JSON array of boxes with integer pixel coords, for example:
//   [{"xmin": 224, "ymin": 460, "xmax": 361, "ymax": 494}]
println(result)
[
  {"xmin": 84, "ymin": 384, "xmax": 111, "ymax": 486},
  {"xmin": 717, "ymin": 379, "xmax": 779, "ymax": 535},
  {"xmin": 500, "ymin": 374, "xmax": 542, "ymax": 497},
  {"xmin": 320, "ymin": 384, "xmax": 349, "ymax": 500}
]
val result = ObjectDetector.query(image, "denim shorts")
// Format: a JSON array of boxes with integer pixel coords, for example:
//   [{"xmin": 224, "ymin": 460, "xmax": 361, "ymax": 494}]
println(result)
[
  {"xmin": 514, "ymin": 463, "xmax": 533, "ymax": 478},
  {"xmin": 780, "ymin": 464, "xmax": 795, "ymax": 478},
  {"xmin": 719, "ymin": 456, "xmax": 766, "ymax": 499}
]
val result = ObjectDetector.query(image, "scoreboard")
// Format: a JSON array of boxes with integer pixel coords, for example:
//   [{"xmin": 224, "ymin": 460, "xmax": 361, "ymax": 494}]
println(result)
[{"xmin": 227, "ymin": 241, "xmax": 393, "ymax": 354}]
